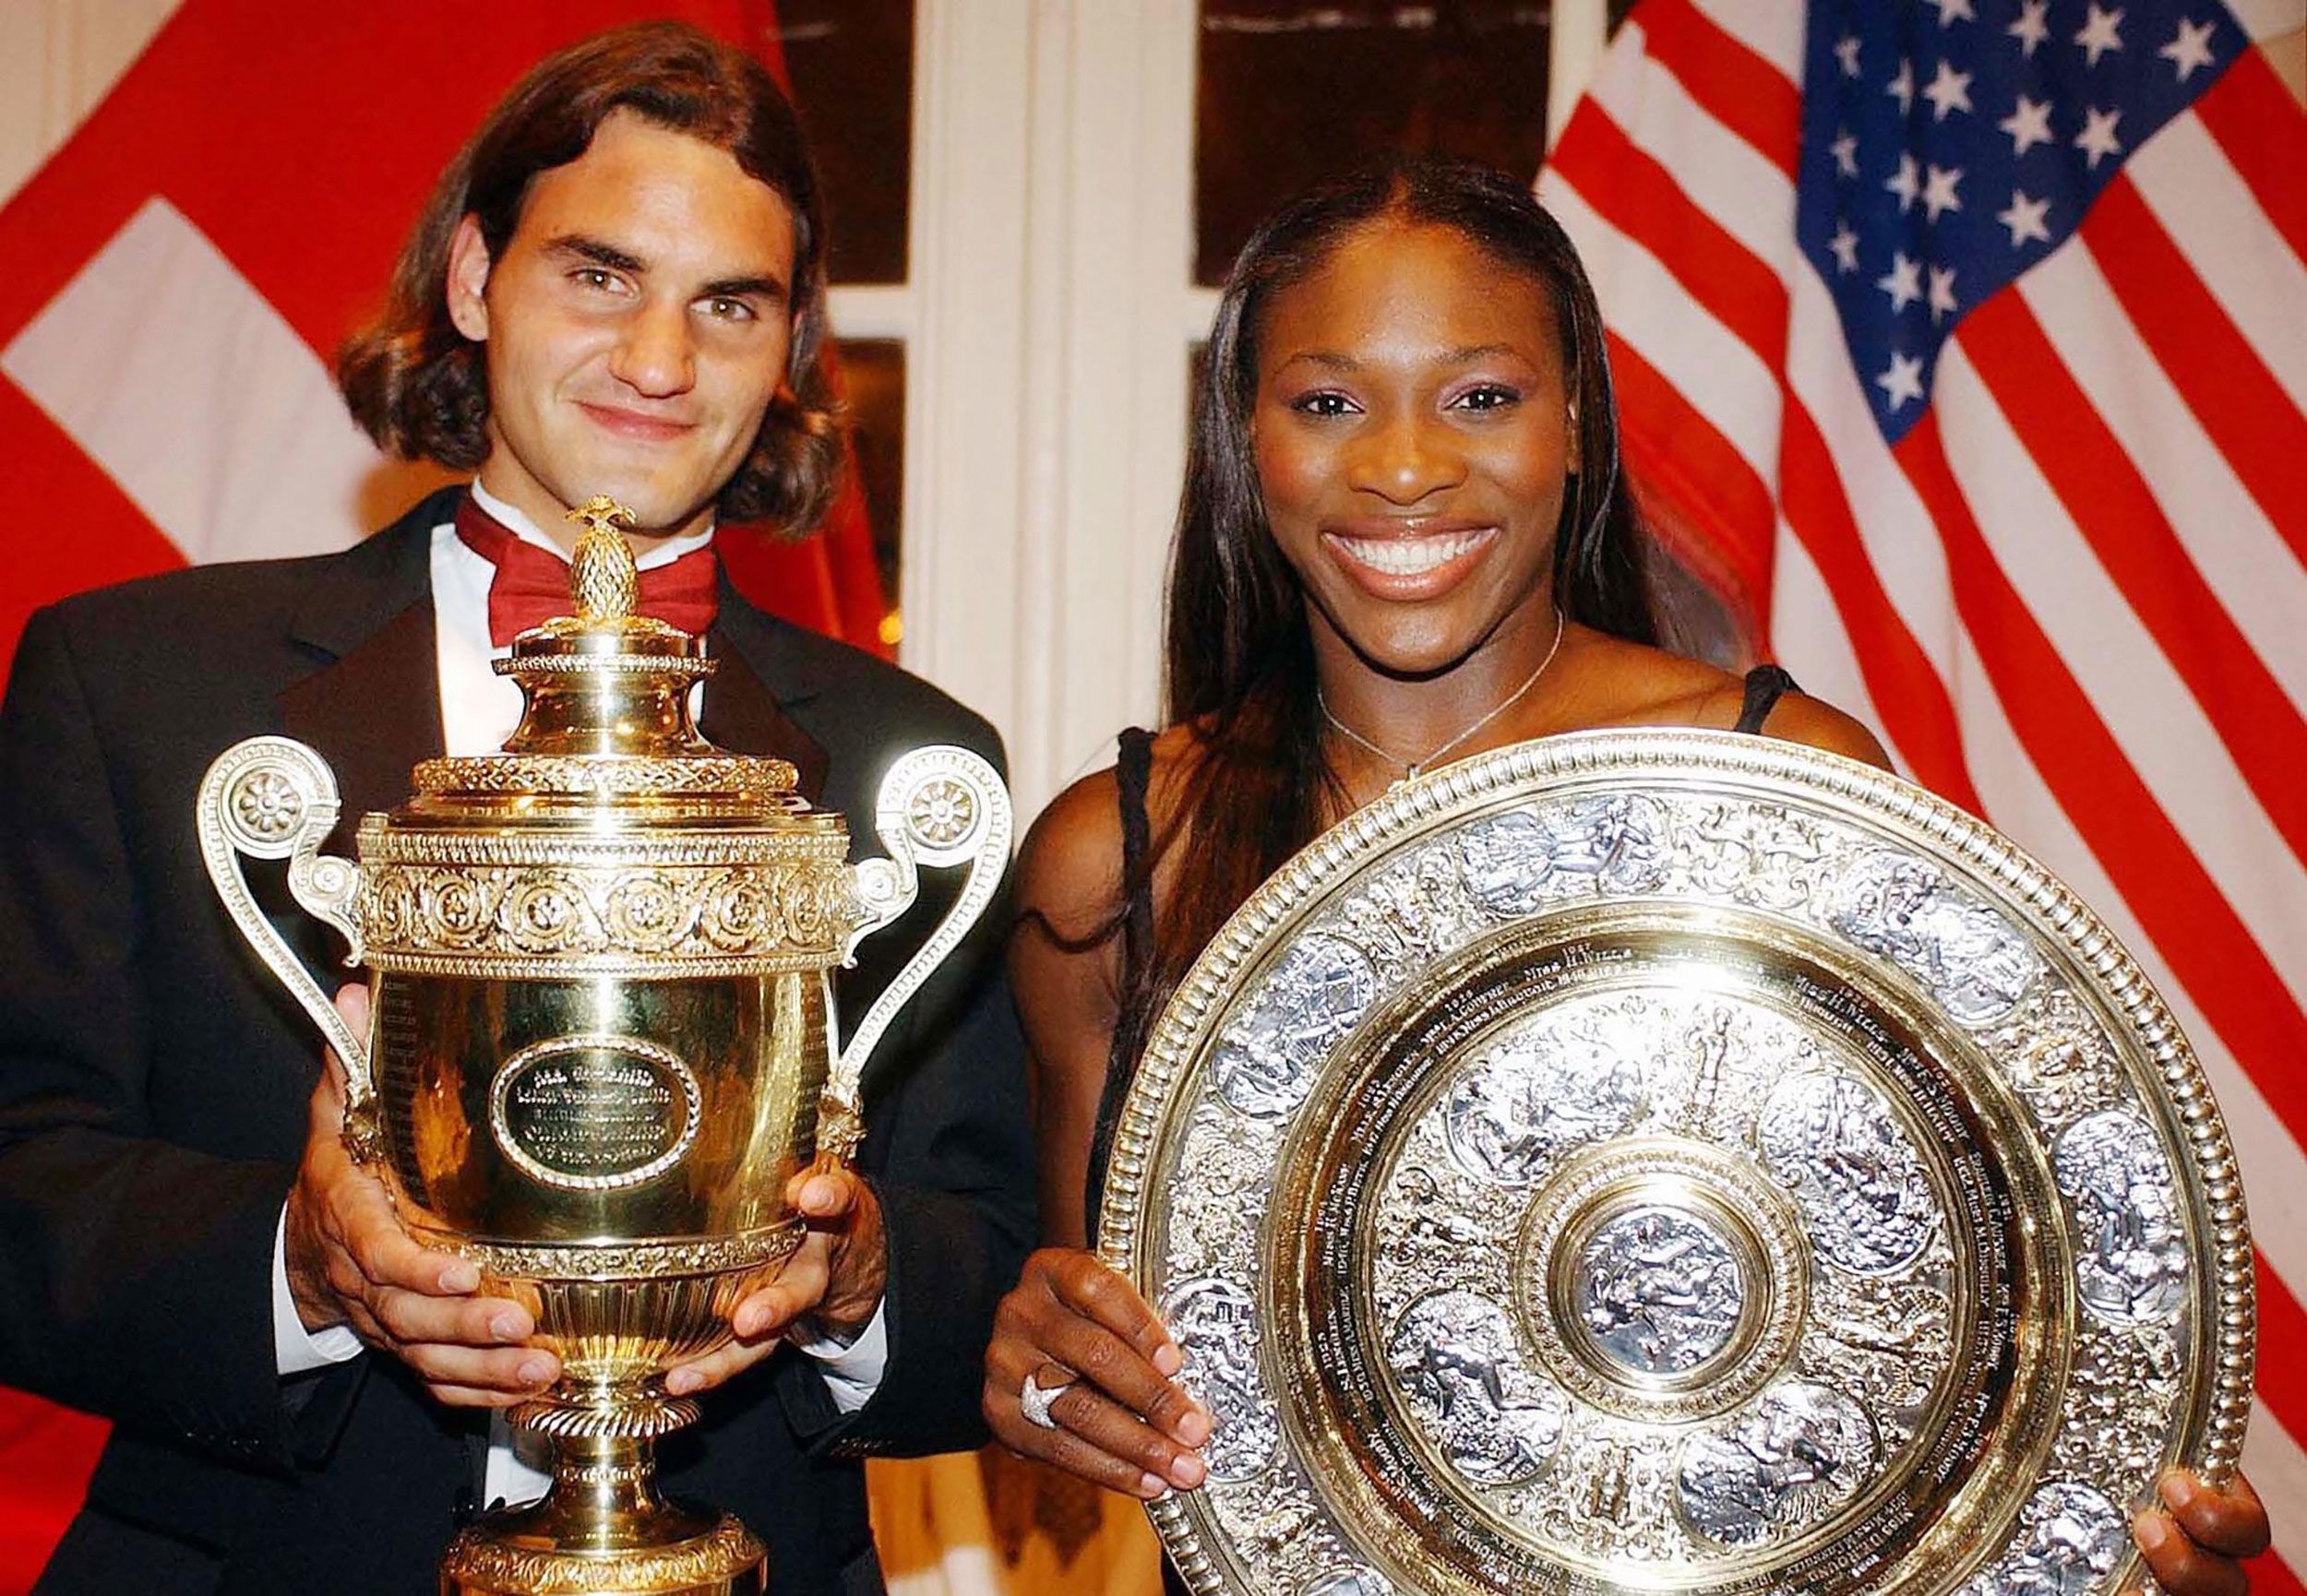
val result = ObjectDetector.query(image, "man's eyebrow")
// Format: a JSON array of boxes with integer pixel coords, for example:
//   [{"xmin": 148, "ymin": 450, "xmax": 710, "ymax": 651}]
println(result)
[
  {"xmin": 544, "ymin": 233, "xmax": 646, "ymax": 274},
  {"xmin": 699, "ymin": 272, "xmax": 788, "ymax": 304}
]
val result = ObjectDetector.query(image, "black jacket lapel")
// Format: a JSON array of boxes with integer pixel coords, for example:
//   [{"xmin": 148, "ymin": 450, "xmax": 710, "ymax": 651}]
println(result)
[
  {"xmin": 274, "ymin": 488, "xmax": 456, "ymax": 852},
  {"xmin": 700, "ymin": 633, "xmax": 829, "ymax": 803}
]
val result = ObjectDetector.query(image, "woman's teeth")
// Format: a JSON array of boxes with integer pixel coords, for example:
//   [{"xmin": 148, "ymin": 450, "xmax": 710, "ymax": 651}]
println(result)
[{"xmin": 1333, "ymin": 528, "xmax": 1496, "ymax": 576}]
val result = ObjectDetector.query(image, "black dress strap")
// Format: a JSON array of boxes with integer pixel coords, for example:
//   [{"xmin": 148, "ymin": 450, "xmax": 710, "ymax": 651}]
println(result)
[
  {"xmin": 1735, "ymin": 664, "xmax": 1801, "ymax": 734},
  {"xmin": 1083, "ymin": 728, "xmax": 1157, "ymax": 1241}
]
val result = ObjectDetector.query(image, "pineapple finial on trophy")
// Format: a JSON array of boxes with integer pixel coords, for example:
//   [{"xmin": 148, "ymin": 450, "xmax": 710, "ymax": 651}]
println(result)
[{"xmin": 565, "ymin": 494, "xmax": 639, "ymax": 625}]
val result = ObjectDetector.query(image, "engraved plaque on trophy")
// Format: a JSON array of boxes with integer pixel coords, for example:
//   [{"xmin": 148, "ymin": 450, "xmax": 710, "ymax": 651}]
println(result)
[{"xmin": 1097, "ymin": 731, "xmax": 2251, "ymax": 1596}]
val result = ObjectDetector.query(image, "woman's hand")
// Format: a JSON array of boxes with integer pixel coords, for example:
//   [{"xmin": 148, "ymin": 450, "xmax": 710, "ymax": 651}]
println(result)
[
  {"xmin": 2133, "ymin": 1469, "xmax": 2270, "ymax": 1596},
  {"xmin": 984, "ymin": 1246, "xmax": 1213, "ymax": 1499}
]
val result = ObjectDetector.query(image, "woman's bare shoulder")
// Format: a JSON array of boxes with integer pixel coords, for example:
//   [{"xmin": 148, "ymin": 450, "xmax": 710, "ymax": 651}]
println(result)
[
  {"xmin": 1013, "ymin": 725, "xmax": 1206, "ymax": 938},
  {"xmin": 1014, "ymin": 766, "xmax": 1128, "ymax": 942},
  {"xmin": 1572, "ymin": 634, "xmax": 1894, "ymax": 770}
]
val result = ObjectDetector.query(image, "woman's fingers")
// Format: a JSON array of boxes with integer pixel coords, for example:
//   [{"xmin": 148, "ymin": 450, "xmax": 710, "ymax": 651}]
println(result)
[
  {"xmin": 1040, "ymin": 1251, "xmax": 1185, "ymax": 1377},
  {"xmin": 2159, "ymin": 1471, "xmax": 2272, "ymax": 1561}
]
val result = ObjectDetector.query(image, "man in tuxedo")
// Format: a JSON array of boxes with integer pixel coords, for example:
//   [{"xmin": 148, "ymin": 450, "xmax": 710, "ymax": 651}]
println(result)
[{"xmin": 0, "ymin": 22, "xmax": 1032, "ymax": 1595}]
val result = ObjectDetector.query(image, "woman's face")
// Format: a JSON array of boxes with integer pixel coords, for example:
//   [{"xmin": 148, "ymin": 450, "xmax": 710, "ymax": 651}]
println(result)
[{"xmin": 1249, "ymin": 219, "xmax": 1577, "ymax": 678}]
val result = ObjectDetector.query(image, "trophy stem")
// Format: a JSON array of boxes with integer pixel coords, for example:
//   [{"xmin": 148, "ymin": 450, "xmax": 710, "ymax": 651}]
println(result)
[{"xmin": 440, "ymin": 1402, "xmax": 766, "ymax": 1596}]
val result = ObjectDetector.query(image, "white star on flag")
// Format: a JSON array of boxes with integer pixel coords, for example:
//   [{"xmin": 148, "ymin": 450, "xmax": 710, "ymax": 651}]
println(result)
[
  {"xmin": 1927, "ymin": 264, "xmax": 1960, "ymax": 323},
  {"xmin": 1886, "ymin": 151, "xmax": 1922, "ymax": 211},
  {"xmin": 1832, "ymin": 128, "xmax": 1859, "ymax": 176},
  {"xmin": 1828, "ymin": 221, "xmax": 1860, "ymax": 273},
  {"xmin": 2007, "ymin": 0, "xmax": 2051, "ymax": 55},
  {"xmin": 1875, "ymin": 351, "xmax": 1926, "ymax": 410},
  {"xmin": 1930, "ymin": 0, "xmax": 1977, "ymax": 23},
  {"xmin": 1922, "ymin": 163, "xmax": 1965, "ymax": 220},
  {"xmin": 2075, "ymin": 4, "xmax": 2126, "ymax": 67},
  {"xmin": 2074, "ymin": 104, "xmax": 2125, "ymax": 167},
  {"xmin": 1887, "ymin": 59, "xmax": 1916, "ymax": 114},
  {"xmin": 1923, "ymin": 59, "xmax": 1976, "ymax": 120},
  {"xmin": 2159, "ymin": 18, "xmax": 2217, "ymax": 81},
  {"xmin": 1876, "ymin": 251, "xmax": 1925, "ymax": 313},
  {"xmin": 2000, "ymin": 94, "xmax": 2055, "ymax": 155},
  {"xmin": 1835, "ymin": 33, "xmax": 1862, "ymax": 77},
  {"xmin": 1995, "ymin": 188, "xmax": 2053, "ymax": 247}
]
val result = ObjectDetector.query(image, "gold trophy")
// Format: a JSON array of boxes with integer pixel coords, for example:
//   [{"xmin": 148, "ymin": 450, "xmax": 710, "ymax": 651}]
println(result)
[{"xmin": 196, "ymin": 498, "xmax": 1010, "ymax": 1596}]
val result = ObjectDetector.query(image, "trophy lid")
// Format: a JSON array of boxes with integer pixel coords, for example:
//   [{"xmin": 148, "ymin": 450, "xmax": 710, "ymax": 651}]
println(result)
[{"xmin": 391, "ymin": 495, "xmax": 827, "ymax": 832}]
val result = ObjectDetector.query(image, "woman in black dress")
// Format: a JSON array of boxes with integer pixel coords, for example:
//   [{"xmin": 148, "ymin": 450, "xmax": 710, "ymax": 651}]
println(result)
[{"xmin": 983, "ymin": 157, "xmax": 2267, "ymax": 1594}]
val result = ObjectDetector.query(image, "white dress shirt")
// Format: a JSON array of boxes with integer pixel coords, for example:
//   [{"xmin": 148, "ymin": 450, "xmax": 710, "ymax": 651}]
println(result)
[{"xmin": 271, "ymin": 481, "xmax": 886, "ymax": 1507}]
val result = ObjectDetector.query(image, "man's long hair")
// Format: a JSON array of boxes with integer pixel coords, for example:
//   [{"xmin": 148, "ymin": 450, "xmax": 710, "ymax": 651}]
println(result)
[
  {"xmin": 337, "ymin": 21, "xmax": 840, "ymax": 534},
  {"xmin": 1115, "ymin": 156, "xmax": 1659, "ymax": 1069}
]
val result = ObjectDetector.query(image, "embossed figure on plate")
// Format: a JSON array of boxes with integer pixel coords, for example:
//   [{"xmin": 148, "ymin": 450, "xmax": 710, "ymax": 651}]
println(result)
[
  {"xmin": 1444, "ymin": 1022, "xmax": 1646, "ymax": 1186},
  {"xmin": 1214, "ymin": 935, "xmax": 1378, "ymax": 1120},
  {"xmin": 1966, "ymin": 1483, "xmax": 2130, "ymax": 1596},
  {"xmin": 1385, "ymin": 1290, "xmax": 1568, "ymax": 1486},
  {"xmin": 1674, "ymin": 1381, "xmax": 1879, "ymax": 1548},
  {"xmin": 1826, "ymin": 852, "xmax": 2041, "ymax": 1027},
  {"xmin": 1453, "ymin": 794, "xmax": 1669, "ymax": 916},
  {"xmin": 2053, "ymin": 1112, "xmax": 2189, "ymax": 1326},
  {"xmin": 1166, "ymin": 1278, "xmax": 1281, "ymax": 1481},
  {"xmin": 1757, "ymin": 1072, "xmax": 1937, "ymax": 1275},
  {"xmin": 1574, "ymin": 1206, "xmax": 1746, "ymax": 1377}
]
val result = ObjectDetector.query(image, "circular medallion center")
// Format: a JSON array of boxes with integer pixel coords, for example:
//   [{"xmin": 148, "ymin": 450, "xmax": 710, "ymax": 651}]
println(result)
[{"xmin": 1572, "ymin": 1203, "xmax": 1745, "ymax": 1376}]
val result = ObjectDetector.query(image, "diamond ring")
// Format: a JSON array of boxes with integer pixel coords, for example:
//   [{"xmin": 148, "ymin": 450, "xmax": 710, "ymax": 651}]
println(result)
[{"xmin": 1019, "ymin": 1366, "xmax": 1074, "ymax": 1431}]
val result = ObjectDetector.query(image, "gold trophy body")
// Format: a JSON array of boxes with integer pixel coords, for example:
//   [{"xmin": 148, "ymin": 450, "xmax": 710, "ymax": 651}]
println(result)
[{"xmin": 196, "ymin": 500, "xmax": 1010, "ymax": 1596}]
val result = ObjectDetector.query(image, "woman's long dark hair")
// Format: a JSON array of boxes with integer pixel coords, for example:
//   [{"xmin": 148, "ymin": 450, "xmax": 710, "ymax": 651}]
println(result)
[{"xmin": 1117, "ymin": 156, "xmax": 1657, "ymax": 1066}]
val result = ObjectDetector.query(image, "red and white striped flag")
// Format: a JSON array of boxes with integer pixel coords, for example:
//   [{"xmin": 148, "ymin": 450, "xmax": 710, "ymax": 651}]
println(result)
[{"xmin": 1543, "ymin": 0, "xmax": 2304, "ymax": 1580}]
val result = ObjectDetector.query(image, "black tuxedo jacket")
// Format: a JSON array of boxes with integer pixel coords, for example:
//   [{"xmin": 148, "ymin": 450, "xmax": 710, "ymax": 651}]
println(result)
[{"xmin": 0, "ymin": 488, "xmax": 1034, "ymax": 1596}]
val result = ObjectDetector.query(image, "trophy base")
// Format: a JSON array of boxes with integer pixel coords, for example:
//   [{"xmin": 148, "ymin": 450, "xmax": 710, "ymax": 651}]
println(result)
[{"xmin": 440, "ymin": 1507, "xmax": 766, "ymax": 1596}]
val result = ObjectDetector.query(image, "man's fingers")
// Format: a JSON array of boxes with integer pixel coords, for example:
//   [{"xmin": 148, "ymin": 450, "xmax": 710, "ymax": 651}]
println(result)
[
  {"xmin": 395, "ymin": 1341, "xmax": 559, "ymax": 1396},
  {"xmin": 365, "ymin": 1288, "xmax": 534, "ymax": 1351},
  {"xmin": 2160, "ymin": 1471, "xmax": 2272, "ymax": 1561},
  {"xmin": 787, "ymin": 1164, "xmax": 866, "ymax": 1221},
  {"xmin": 664, "ymin": 1337, "xmax": 780, "ymax": 1398}
]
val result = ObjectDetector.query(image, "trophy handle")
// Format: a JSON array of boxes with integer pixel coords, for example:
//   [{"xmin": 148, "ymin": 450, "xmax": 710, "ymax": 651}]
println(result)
[
  {"xmin": 821, "ymin": 746, "xmax": 1012, "ymax": 1163},
  {"xmin": 197, "ymin": 736, "xmax": 380, "ymax": 1158}
]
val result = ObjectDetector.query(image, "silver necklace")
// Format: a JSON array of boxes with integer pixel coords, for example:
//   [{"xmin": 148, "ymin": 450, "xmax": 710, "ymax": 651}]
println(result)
[{"xmin": 1317, "ymin": 607, "xmax": 1567, "ymax": 784}]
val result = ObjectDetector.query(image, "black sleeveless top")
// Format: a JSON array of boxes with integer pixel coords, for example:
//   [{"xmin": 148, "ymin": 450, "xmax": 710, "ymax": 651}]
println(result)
[{"xmin": 1083, "ymin": 664, "xmax": 1800, "ymax": 1238}]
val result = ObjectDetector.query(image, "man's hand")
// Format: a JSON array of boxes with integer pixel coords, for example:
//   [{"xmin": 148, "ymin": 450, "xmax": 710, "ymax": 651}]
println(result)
[
  {"xmin": 281, "ymin": 984, "xmax": 559, "ymax": 1408},
  {"xmin": 662, "ymin": 1161, "xmax": 888, "ymax": 1398}
]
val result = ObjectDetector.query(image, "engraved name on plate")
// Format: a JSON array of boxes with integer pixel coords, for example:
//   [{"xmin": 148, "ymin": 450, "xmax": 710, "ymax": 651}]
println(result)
[{"xmin": 489, "ymin": 1034, "xmax": 704, "ymax": 1192}]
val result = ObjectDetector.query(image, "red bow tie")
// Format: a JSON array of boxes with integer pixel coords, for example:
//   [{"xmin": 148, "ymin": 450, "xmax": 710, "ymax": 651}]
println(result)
[{"xmin": 455, "ymin": 496, "xmax": 719, "ymax": 648}]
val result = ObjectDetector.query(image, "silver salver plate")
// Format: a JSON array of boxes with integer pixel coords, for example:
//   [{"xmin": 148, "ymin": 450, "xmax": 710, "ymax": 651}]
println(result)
[{"xmin": 1096, "ymin": 731, "xmax": 2253, "ymax": 1596}]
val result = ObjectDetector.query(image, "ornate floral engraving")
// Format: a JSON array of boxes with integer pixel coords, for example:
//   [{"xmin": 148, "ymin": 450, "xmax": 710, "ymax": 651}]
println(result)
[
  {"xmin": 905, "ymin": 774, "xmax": 979, "ymax": 847},
  {"xmin": 1213, "ymin": 935, "xmax": 1377, "ymax": 1121},
  {"xmin": 1385, "ymin": 1290, "xmax": 1569, "ymax": 1486},
  {"xmin": 1675, "ymin": 1381, "xmax": 1880, "ymax": 1548},
  {"xmin": 1455, "ymin": 794, "xmax": 1671, "ymax": 915},
  {"xmin": 1757, "ymin": 1072, "xmax": 1938, "ymax": 1275},
  {"xmin": 1300, "ymin": 1568, "xmax": 1394, "ymax": 1596},
  {"xmin": 1685, "ymin": 802, "xmax": 1834, "ymax": 912},
  {"xmin": 353, "ymin": 858, "xmax": 867, "ymax": 970},
  {"xmin": 1574, "ymin": 1206, "xmax": 1746, "ymax": 1376},
  {"xmin": 1825, "ymin": 851, "xmax": 2041, "ymax": 1026},
  {"xmin": 1168, "ymin": 1278, "xmax": 1280, "ymax": 1482},
  {"xmin": 2054, "ymin": 1111, "xmax": 2190, "ymax": 1326}
]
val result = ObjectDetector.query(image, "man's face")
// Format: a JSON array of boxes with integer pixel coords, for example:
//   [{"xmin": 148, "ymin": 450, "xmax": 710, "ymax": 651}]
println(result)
[{"xmin": 447, "ymin": 109, "xmax": 798, "ymax": 547}]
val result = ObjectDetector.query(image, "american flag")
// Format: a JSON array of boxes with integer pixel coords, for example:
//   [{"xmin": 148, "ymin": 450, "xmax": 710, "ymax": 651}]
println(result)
[{"xmin": 1542, "ymin": 0, "xmax": 2304, "ymax": 1582}]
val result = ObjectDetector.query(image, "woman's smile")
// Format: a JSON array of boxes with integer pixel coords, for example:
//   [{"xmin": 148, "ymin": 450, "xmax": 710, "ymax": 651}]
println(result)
[{"xmin": 1322, "ymin": 522, "xmax": 1500, "ymax": 598}]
